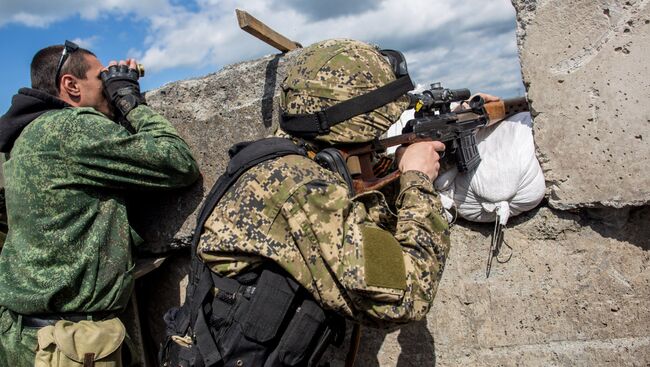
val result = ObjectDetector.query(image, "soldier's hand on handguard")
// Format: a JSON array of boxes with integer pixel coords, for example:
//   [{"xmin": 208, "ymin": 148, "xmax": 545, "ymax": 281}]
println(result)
[
  {"xmin": 100, "ymin": 59, "xmax": 146, "ymax": 118},
  {"xmin": 455, "ymin": 92, "xmax": 501, "ymax": 111},
  {"xmin": 474, "ymin": 93, "xmax": 500, "ymax": 104},
  {"xmin": 397, "ymin": 141, "xmax": 446, "ymax": 181}
]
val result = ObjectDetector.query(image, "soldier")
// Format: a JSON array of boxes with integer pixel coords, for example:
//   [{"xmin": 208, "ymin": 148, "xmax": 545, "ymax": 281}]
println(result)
[
  {"xmin": 187, "ymin": 39, "xmax": 451, "ymax": 365},
  {"xmin": 0, "ymin": 41, "xmax": 200, "ymax": 366}
]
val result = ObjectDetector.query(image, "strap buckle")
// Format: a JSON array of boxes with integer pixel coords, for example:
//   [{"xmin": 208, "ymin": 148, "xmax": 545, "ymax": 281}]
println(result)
[{"xmin": 315, "ymin": 111, "xmax": 330, "ymax": 134}]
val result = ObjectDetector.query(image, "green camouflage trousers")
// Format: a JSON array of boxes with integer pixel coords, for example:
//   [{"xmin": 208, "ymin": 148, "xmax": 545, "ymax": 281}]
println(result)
[{"xmin": 0, "ymin": 307, "xmax": 39, "ymax": 367}]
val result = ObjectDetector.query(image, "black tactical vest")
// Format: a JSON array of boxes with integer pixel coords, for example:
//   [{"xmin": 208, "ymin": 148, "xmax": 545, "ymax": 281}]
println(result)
[{"xmin": 160, "ymin": 138, "xmax": 345, "ymax": 367}]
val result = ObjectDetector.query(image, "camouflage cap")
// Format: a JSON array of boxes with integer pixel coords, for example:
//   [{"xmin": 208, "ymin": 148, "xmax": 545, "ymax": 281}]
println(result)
[{"xmin": 281, "ymin": 39, "xmax": 409, "ymax": 144}]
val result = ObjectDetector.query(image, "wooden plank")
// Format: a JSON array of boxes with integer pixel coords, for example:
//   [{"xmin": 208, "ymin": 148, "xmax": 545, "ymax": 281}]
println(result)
[{"xmin": 236, "ymin": 9, "xmax": 302, "ymax": 52}]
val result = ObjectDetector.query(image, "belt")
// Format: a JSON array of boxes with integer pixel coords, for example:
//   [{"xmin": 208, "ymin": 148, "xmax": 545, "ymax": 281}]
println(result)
[{"xmin": 21, "ymin": 312, "xmax": 117, "ymax": 328}]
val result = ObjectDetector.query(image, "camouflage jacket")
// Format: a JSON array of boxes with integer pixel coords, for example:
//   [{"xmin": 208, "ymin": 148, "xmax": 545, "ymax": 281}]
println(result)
[
  {"xmin": 0, "ymin": 95, "xmax": 199, "ymax": 315},
  {"xmin": 198, "ymin": 153, "xmax": 450, "ymax": 326}
]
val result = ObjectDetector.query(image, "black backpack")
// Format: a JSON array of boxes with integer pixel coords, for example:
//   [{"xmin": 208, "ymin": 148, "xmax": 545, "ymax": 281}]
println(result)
[{"xmin": 159, "ymin": 137, "xmax": 345, "ymax": 367}]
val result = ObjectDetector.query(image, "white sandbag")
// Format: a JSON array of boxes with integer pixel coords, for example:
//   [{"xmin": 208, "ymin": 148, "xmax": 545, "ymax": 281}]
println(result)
[
  {"xmin": 433, "ymin": 168, "xmax": 458, "ymax": 223},
  {"xmin": 435, "ymin": 112, "xmax": 545, "ymax": 225}
]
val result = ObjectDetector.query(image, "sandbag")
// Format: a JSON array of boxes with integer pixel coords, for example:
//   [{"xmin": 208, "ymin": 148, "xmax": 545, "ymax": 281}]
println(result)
[{"xmin": 434, "ymin": 112, "xmax": 545, "ymax": 225}]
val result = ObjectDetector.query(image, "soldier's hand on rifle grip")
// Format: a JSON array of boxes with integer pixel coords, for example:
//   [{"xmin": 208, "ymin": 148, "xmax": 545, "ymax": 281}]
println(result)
[{"xmin": 397, "ymin": 141, "xmax": 446, "ymax": 181}]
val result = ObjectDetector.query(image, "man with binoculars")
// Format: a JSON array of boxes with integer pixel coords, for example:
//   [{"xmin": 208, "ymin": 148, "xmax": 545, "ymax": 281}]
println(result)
[{"xmin": 0, "ymin": 40, "xmax": 199, "ymax": 366}]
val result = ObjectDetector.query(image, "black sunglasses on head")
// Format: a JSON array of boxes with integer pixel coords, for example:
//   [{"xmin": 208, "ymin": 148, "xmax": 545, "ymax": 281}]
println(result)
[{"xmin": 54, "ymin": 40, "xmax": 80, "ymax": 89}]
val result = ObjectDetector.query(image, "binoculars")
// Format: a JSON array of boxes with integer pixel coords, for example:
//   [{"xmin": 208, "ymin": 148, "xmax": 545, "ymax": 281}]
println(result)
[{"xmin": 135, "ymin": 64, "xmax": 145, "ymax": 78}]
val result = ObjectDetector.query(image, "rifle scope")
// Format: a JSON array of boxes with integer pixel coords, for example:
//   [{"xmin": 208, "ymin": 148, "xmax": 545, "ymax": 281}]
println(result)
[{"xmin": 407, "ymin": 82, "xmax": 471, "ymax": 111}]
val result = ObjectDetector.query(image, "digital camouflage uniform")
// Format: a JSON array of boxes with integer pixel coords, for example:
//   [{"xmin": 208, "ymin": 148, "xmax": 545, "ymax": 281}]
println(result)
[
  {"xmin": 198, "ymin": 39, "xmax": 450, "ymax": 326},
  {"xmin": 0, "ymin": 88, "xmax": 200, "ymax": 366}
]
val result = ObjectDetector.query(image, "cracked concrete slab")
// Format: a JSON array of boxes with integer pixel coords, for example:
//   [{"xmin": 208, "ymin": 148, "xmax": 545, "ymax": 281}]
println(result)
[{"xmin": 511, "ymin": 0, "xmax": 650, "ymax": 210}]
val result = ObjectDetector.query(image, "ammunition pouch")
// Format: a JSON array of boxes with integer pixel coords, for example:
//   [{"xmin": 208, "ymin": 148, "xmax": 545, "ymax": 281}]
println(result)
[
  {"xmin": 160, "ymin": 266, "xmax": 344, "ymax": 367},
  {"xmin": 34, "ymin": 318, "xmax": 125, "ymax": 367}
]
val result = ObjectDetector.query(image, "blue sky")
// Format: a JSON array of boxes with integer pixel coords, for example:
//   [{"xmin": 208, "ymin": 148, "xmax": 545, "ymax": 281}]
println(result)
[{"xmin": 0, "ymin": 0, "xmax": 525, "ymax": 113}]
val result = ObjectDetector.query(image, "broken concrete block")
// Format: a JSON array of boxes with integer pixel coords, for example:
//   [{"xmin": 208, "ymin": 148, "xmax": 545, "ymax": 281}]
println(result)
[{"xmin": 511, "ymin": 0, "xmax": 650, "ymax": 210}]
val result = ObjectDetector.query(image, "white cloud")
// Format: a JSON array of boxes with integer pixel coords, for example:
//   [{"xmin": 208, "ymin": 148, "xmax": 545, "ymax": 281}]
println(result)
[
  {"xmin": 132, "ymin": 0, "xmax": 523, "ymax": 95},
  {"xmin": 70, "ymin": 36, "xmax": 99, "ymax": 49},
  {"xmin": 9, "ymin": 12, "xmax": 58, "ymax": 28},
  {"xmin": 3, "ymin": 0, "xmax": 524, "ymax": 96},
  {"xmin": 404, "ymin": 25, "xmax": 524, "ymax": 96},
  {"xmin": 0, "ymin": 0, "xmax": 173, "ymax": 27},
  {"xmin": 138, "ymin": 0, "xmax": 300, "ymax": 72}
]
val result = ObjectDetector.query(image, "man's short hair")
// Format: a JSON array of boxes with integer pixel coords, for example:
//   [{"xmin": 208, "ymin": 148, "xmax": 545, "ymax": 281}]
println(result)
[{"xmin": 30, "ymin": 44, "xmax": 96, "ymax": 96}]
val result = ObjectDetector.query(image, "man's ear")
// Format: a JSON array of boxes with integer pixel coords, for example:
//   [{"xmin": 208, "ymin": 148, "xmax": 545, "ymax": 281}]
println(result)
[{"xmin": 59, "ymin": 75, "xmax": 81, "ymax": 99}]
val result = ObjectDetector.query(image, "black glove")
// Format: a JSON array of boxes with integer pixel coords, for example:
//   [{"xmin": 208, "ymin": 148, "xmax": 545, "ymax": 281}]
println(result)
[{"xmin": 100, "ymin": 64, "xmax": 146, "ymax": 117}]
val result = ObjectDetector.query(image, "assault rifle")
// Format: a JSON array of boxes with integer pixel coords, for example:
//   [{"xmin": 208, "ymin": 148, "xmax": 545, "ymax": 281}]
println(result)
[{"xmin": 335, "ymin": 83, "xmax": 529, "ymax": 194}]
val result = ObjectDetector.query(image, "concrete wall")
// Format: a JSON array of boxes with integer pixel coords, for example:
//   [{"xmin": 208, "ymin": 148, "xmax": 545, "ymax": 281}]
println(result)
[
  {"xmin": 136, "ymin": 4, "xmax": 650, "ymax": 364},
  {"xmin": 327, "ymin": 207, "xmax": 650, "ymax": 366},
  {"xmin": 512, "ymin": 0, "xmax": 650, "ymax": 210}
]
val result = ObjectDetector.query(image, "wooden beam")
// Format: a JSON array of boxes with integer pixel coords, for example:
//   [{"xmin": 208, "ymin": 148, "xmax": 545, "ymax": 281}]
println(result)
[{"xmin": 236, "ymin": 9, "xmax": 302, "ymax": 52}]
